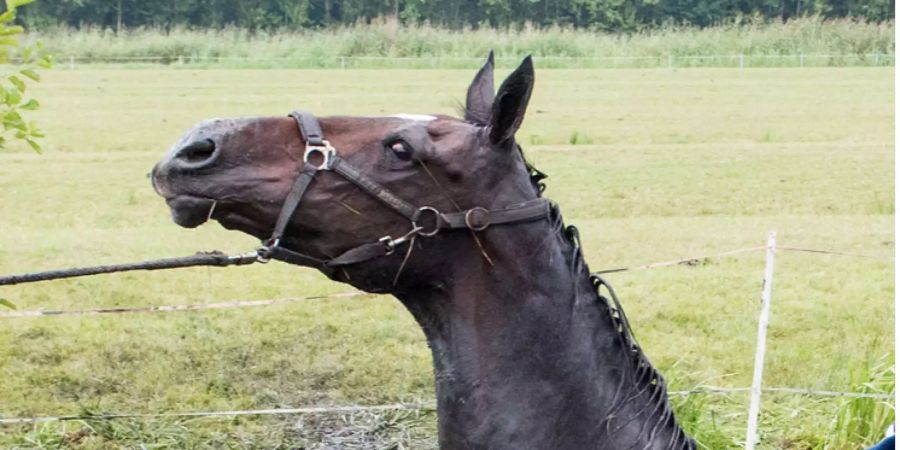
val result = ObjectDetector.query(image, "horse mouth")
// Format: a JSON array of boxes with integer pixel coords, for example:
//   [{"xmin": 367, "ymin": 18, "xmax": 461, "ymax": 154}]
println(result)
[{"xmin": 165, "ymin": 195, "xmax": 215, "ymax": 228}]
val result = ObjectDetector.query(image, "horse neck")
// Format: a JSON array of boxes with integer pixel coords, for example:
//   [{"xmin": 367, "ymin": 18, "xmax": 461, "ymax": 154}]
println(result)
[{"xmin": 396, "ymin": 217, "xmax": 695, "ymax": 450}]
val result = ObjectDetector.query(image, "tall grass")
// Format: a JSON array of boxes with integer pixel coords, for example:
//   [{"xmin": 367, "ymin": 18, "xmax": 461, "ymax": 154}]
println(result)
[
  {"xmin": 23, "ymin": 17, "xmax": 894, "ymax": 68},
  {"xmin": 821, "ymin": 354, "xmax": 895, "ymax": 449}
]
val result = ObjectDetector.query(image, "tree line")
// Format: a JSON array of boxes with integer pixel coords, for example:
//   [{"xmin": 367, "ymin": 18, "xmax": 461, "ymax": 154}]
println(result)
[{"xmin": 16, "ymin": 0, "xmax": 894, "ymax": 32}]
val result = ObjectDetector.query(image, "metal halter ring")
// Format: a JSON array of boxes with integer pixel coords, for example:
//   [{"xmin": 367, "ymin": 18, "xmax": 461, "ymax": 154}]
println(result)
[
  {"xmin": 464, "ymin": 207, "xmax": 491, "ymax": 231},
  {"xmin": 303, "ymin": 141, "xmax": 336, "ymax": 170},
  {"xmin": 379, "ymin": 236, "xmax": 396, "ymax": 255},
  {"xmin": 412, "ymin": 206, "xmax": 441, "ymax": 237},
  {"xmin": 255, "ymin": 241, "xmax": 277, "ymax": 264}
]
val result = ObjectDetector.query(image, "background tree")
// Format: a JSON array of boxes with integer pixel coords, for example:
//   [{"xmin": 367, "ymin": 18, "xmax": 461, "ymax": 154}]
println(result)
[{"xmin": 14, "ymin": 0, "xmax": 895, "ymax": 30}]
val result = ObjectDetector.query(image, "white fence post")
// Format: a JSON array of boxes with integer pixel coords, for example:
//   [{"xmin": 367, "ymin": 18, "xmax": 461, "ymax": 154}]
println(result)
[
  {"xmin": 745, "ymin": 231, "xmax": 777, "ymax": 450},
  {"xmin": 69, "ymin": 56, "xmax": 75, "ymax": 70},
  {"xmin": 739, "ymin": 53, "xmax": 745, "ymax": 69},
  {"xmin": 667, "ymin": 53, "xmax": 673, "ymax": 70}
]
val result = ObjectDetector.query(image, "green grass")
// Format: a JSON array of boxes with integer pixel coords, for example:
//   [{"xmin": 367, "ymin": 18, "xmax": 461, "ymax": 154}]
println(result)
[
  {"xmin": 0, "ymin": 67, "xmax": 894, "ymax": 449},
  {"xmin": 24, "ymin": 18, "xmax": 896, "ymax": 69},
  {"xmin": 823, "ymin": 354, "xmax": 895, "ymax": 449}
]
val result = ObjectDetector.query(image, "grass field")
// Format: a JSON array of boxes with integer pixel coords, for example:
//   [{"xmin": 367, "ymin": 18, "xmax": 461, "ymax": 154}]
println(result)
[{"xmin": 0, "ymin": 66, "xmax": 894, "ymax": 449}]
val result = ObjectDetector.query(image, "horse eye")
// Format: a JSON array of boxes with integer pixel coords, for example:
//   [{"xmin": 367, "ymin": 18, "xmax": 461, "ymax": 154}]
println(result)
[{"xmin": 389, "ymin": 141, "xmax": 413, "ymax": 161}]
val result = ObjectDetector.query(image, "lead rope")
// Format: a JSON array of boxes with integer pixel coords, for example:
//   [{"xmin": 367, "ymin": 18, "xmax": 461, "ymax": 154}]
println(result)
[{"xmin": 0, "ymin": 251, "xmax": 260, "ymax": 286}]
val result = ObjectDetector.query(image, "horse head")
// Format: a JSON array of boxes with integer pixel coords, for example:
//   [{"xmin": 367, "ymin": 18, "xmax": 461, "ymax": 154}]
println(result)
[{"xmin": 152, "ymin": 54, "xmax": 540, "ymax": 293}]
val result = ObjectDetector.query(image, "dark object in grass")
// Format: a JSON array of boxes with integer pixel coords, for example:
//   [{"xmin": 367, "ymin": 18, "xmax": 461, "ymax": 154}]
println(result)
[
  {"xmin": 868, "ymin": 434, "xmax": 895, "ymax": 450},
  {"xmin": 151, "ymin": 52, "xmax": 697, "ymax": 450}
]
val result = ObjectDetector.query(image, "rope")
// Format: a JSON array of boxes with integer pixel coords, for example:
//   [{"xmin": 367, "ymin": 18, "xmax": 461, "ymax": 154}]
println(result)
[
  {"xmin": 1, "ymin": 243, "xmax": 889, "ymax": 317},
  {"xmin": 592, "ymin": 243, "xmax": 892, "ymax": 275},
  {"xmin": 763, "ymin": 387, "xmax": 893, "ymax": 399},
  {"xmin": 669, "ymin": 386, "xmax": 892, "ymax": 399},
  {"xmin": 777, "ymin": 246, "xmax": 893, "ymax": 260},
  {"xmin": 0, "ymin": 251, "xmax": 258, "ymax": 286},
  {"xmin": 1, "ymin": 387, "xmax": 888, "ymax": 425},
  {"xmin": 593, "ymin": 246, "xmax": 765, "ymax": 274},
  {"xmin": 0, "ymin": 243, "xmax": 888, "ymax": 288},
  {"xmin": 0, "ymin": 403, "xmax": 437, "ymax": 425},
  {"xmin": 0, "ymin": 292, "xmax": 365, "ymax": 318}
]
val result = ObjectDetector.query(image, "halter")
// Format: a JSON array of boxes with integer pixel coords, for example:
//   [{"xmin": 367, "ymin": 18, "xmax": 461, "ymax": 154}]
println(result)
[{"xmin": 256, "ymin": 111, "xmax": 551, "ymax": 278}]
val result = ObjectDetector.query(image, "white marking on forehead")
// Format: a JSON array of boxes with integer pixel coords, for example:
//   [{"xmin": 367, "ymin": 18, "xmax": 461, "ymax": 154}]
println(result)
[{"xmin": 390, "ymin": 113, "xmax": 437, "ymax": 122}]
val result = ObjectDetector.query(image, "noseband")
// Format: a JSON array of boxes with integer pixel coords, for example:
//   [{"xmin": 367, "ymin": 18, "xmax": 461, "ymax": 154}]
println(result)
[{"xmin": 257, "ymin": 111, "xmax": 551, "ymax": 279}]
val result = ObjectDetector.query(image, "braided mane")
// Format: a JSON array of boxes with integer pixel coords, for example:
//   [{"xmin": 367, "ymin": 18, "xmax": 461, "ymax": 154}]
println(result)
[{"xmin": 522, "ymin": 146, "xmax": 695, "ymax": 449}]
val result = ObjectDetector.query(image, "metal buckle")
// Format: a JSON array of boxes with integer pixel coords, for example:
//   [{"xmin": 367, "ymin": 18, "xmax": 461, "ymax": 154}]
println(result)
[
  {"xmin": 464, "ymin": 207, "xmax": 491, "ymax": 231},
  {"xmin": 303, "ymin": 140, "xmax": 336, "ymax": 170},
  {"xmin": 412, "ymin": 206, "xmax": 441, "ymax": 237}
]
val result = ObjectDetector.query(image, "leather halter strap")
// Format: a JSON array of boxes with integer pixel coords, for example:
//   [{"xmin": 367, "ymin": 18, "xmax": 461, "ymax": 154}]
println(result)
[{"xmin": 258, "ymin": 110, "xmax": 551, "ymax": 276}]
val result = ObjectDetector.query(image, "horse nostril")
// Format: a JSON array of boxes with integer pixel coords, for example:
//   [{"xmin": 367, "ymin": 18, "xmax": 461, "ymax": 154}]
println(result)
[{"xmin": 173, "ymin": 139, "xmax": 218, "ymax": 169}]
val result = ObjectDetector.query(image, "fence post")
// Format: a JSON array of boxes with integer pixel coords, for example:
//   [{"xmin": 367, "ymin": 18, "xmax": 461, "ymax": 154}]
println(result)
[
  {"xmin": 739, "ymin": 53, "xmax": 745, "ymax": 70},
  {"xmin": 799, "ymin": 54, "xmax": 804, "ymax": 68},
  {"xmin": 667, "ymin": 54, "xmax": 673, "ymax": 70},
  {"xmin": 69, "ymin": 56, "xmax": 74, "ymax": 70},
  {"xmin": 874, "ymin": 53, "xmax": 881, "ymax": 66},
  {"xmin": 340, "ymin": 56, "xmax": 346, "ymax": 70},
  {"xmin": 745, "ymin": 231, "xmax": 777, "ymax": 450}
]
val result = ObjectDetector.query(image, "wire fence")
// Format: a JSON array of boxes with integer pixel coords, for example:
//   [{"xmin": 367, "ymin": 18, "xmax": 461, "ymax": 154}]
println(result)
[
  {"xmin": 1, "ymin": 243, "xmax": 887, "ymax": 319},
  {"xmin": 50, "ymin": 53, "xmax": 895, "ymax": 70},
  {"xmin": 0, "ymin": 238, "xmax": 893, "ymax": 435},
  {"xmin": 0, "ymin": 292, "xmax": 365, "ymax": 318},
  {"xmin": 1, "ymin": 385, "xmax": 891, "ymax": 426}
]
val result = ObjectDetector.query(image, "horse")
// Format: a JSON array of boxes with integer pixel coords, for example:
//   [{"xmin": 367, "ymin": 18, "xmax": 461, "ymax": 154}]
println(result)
[{"xmin": 151, "ymin": 53, "xmax": 697, "ymax": 450}]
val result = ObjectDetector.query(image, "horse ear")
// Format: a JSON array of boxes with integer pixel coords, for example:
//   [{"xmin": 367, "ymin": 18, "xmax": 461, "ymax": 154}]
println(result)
[
  {"xmin": 465, "ymin": 50, "xmax": 494, "ymax": 125},
  {"xmin": 489, "ymin": 55, "xmax": 534, "ymax": 146}
]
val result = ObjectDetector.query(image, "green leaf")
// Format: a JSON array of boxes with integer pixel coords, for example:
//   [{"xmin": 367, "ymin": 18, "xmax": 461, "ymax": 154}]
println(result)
[
  {"xmin": 4, "ymin": 109, "xmax": 23, "ymax": 126},
  {"xmin": 0, "ymin": 25, "xmax": 23, "ymax": 36},
  {"xmin": 20, "ymin": 98, "xmax": 37, "ymax": 110},
  {"xmin": 8, "ymin": 74, "xmax": 25, "ymax": 93},
  {"xmin": 25, "ymin": 137, "xmax": 40, "ymax": 153},
  {"xmin": 28, "ymin": 122, "xmax": 44, "ymax": 137},
  {"xmin": 6, "ymin": 0, "xmax": 36, "ymax": 10},
  {"xmin": 5, "ymin": 87, "xmax": 20, "ymax": 104},
  {"xmin": 0, "ymin": 298, "xmax": 16, "ymax": 310},
  {"xmin": 19, "ymin": 68, "xmax": 38, "ymax": 81}
]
